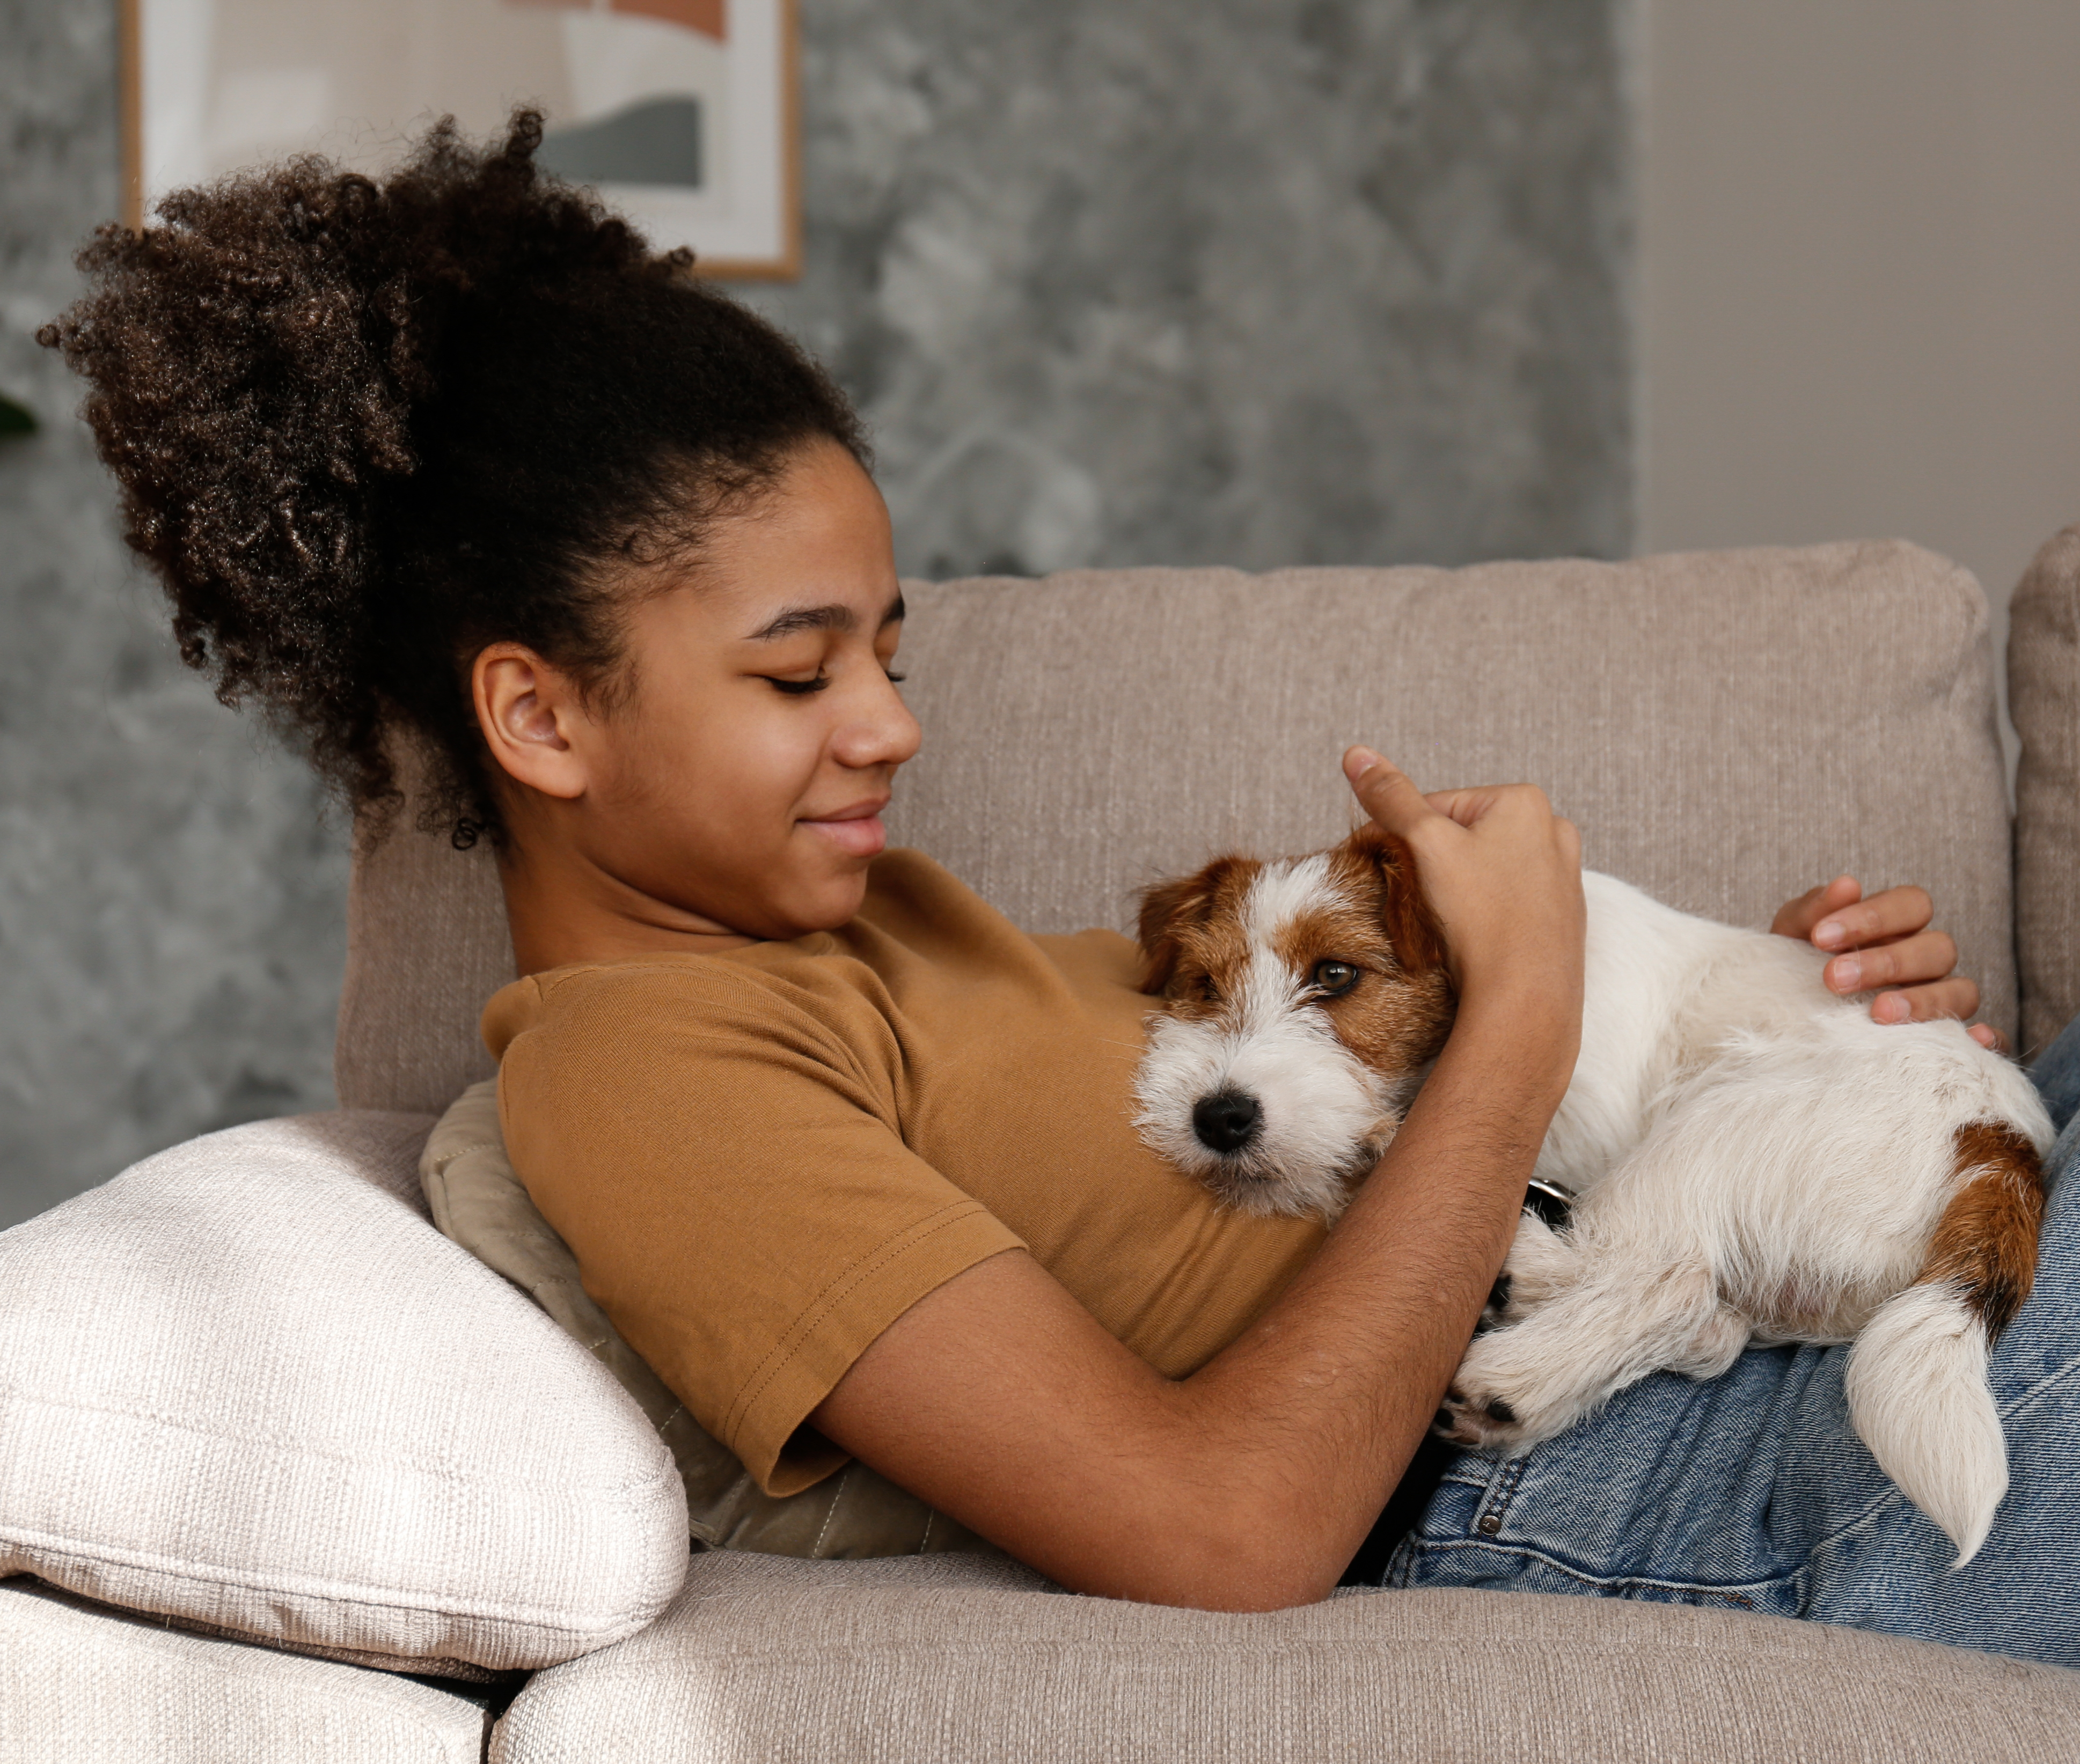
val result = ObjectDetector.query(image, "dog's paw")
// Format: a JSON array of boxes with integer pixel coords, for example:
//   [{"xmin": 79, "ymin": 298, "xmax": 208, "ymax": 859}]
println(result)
[
  {"xmin": 1474, "ymin": 1216, "xmax": 1581, "ymax": 1337},
  {"xmin": 1432, "ymin": 1333, "xmax": 1578, "ymax": 1455},
  {"xmin": 1473, "ymin": 1270, "xmax": 1514, "ymax": 1336},
  {"xmin": 1432, "ymin": 1381, "xmax": 1534, "ymax": 1453},
  {"xmin": 1498, "ymin": 1211, "xmax": 1578, "ymax": 1313}
]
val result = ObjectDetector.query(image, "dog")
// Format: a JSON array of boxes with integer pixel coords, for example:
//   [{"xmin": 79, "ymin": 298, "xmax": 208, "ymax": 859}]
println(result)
[{"xmin": 1131, "ymin": 824, "xmax": 2053, "ymax": 1564}]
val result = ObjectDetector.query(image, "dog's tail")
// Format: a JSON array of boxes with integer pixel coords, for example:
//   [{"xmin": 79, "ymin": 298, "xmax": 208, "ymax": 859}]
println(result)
[{"xmin": 1844, "ymin": 1121, "xmax": 2045, "ymax": 1568}]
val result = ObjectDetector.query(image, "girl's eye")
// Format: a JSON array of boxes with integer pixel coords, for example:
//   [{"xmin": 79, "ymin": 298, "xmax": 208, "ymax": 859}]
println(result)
[
  {"xmin": 767, "ymin": 668, "xmax": 905, "ymax": 694},
  {"xmin": 1312, "ymin": 960, "xmax": 1360, "ymax": 996},
  {"xmin": 884, "ymin": 670, "xmax": 907, "ymax": 685}
]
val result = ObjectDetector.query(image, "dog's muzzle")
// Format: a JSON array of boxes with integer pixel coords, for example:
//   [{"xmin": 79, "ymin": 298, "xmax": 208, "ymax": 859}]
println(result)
[{"xmin": 1192, "ymin": 1089, "xmax": 1263, "ymax": 1154}]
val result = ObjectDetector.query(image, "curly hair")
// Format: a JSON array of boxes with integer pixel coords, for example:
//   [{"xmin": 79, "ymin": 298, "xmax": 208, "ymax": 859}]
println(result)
[{"xmin": 39, "ymin": 109, "xmax": 865, "ymax": 846}]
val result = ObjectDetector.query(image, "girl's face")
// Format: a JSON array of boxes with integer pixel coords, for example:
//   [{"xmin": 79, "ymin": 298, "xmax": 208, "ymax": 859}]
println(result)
[{"xmin": 480, "ymin": 438, "xmax": 921, "ymax": 951}]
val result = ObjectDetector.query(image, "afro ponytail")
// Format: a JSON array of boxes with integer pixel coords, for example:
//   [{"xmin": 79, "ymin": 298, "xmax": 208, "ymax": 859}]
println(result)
[{"xmin": 41, "ymin": 109, "xmax": 864, "ymax": 844}]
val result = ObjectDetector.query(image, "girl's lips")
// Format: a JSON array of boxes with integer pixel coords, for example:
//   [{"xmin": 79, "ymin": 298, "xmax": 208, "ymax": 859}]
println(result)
[{"xmin": 801, "ymin": 813, "xmax": 888, "ymax": 858}]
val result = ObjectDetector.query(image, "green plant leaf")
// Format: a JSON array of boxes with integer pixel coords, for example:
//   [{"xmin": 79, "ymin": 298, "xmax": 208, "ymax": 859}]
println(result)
[{"xmin": 0, "ymin": 393, "xmax": 36, "ymax": 437}]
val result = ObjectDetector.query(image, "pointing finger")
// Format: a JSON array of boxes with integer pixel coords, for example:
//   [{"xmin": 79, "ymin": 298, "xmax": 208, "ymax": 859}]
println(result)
[{"xmin": 1343, "ymin": 747, "xmax": 1443, "ymax": 839}]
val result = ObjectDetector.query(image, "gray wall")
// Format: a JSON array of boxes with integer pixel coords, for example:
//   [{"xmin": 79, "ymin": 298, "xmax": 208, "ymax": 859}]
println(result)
[
  {"xmin": 748, "ymin": 0, "xmax": 1631, "ymax": 579},
  {"xmin": 1637, "ymin": 0, "xmax": 2080, "ymax": 784},
  {"xmin": 0, "ymin": 0, "xmax": 350, "ymax": 1231},
  {"xmin": 0, "ymin": 0, "xmax": 1632, "ymax": 1228}
]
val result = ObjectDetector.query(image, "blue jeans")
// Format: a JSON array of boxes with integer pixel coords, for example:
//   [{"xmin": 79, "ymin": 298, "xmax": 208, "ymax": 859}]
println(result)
[{"xmin": 1374, "ymin": 1013, "xmax": 2080, "ymax": 1666}]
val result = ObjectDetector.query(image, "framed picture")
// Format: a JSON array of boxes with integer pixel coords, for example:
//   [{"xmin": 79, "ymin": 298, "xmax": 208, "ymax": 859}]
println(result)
[{"xmin": 120, "ymin": 0, "xmax": 800, "ymax": 279}]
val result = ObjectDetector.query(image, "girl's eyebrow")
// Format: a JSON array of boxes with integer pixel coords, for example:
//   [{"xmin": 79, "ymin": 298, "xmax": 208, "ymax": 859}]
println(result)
[{"xmin": 744, "ymin": 591, "xmax": 906, "ymax": 643}]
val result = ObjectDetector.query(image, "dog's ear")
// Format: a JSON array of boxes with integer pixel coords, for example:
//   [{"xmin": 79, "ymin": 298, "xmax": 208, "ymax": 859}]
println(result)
[
  {"xmin": 1135, "ymin": 857, "xmax": 1247, "ymax": 995},
  {"xmin": 1345, "ymin": 824, "xmax": 1446, "ymax": 977}
]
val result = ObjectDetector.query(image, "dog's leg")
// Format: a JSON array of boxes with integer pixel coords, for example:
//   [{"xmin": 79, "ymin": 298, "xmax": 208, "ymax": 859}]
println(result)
[
  {"xmin": 1482, "ymin": 1210, "xmax": 1583, "ymax": 1328},
  {"xmin": 1439, "ymin": 1248, "xmax": 1745, "ymax": 1454}
]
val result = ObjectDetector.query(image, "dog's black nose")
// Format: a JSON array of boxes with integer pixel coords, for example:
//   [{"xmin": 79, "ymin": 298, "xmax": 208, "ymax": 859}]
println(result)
[{"xmin": 1192, "ymin": 1090, "xmax": 1262, "ymax": 1153}]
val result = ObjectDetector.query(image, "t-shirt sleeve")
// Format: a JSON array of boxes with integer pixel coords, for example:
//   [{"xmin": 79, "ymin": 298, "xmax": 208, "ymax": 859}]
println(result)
[{"xmin": 491, "ymin": 961, "xmax": 1026, "ymax": 1496}]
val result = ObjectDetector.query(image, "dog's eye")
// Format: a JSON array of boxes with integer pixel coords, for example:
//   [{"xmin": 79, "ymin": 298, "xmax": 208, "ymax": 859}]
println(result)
[
  {"xmin": 1312, "ymin": 960, "xmax": 1361, "ymax": 996},
  {"xmin": 1192, "ymin": 974, "xmax": 1222, "ymax": 1003}
]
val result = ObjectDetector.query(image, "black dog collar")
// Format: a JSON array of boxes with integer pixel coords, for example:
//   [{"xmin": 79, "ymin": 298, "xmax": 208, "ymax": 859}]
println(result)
[{"xmin": 1522, "ymin": 1177, "xmax": 1576, "ymax": 1228}]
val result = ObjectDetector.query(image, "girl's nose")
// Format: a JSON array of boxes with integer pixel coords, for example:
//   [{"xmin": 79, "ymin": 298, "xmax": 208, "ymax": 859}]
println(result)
[{"xmin": 833, "ymin": 675, "xmax": 922, "ymax": 770}]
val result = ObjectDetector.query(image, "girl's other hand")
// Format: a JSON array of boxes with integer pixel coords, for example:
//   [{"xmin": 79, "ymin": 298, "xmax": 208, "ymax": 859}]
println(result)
[
  {"xmin": 1771, "ymin": 876, "xmax": 2004, "ymax": 1052},
  {"xmin": 1342, "ymin": 746, "xmax": 1584, "ymax": 1017}
]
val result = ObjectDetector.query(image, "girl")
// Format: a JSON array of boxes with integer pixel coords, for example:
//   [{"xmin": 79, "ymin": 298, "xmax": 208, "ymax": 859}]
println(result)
[{"xmin": 46, "ymin": 116, "xmax": 2070, "ymax": 1651}]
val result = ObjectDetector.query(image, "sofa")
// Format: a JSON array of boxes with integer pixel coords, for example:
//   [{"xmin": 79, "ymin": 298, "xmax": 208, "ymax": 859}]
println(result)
[{"xmin": 6, "ymin": 530, "xmax": 2080, "ymax": 1760}]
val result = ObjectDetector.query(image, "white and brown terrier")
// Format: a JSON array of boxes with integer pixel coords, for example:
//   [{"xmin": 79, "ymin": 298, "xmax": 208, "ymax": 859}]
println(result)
[{"xmin": 1132, "ymin": 825, "xmax": 2053, "ymax": 1565}]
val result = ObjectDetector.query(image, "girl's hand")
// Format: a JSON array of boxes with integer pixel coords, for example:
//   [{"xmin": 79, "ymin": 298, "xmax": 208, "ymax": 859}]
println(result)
[
  {"xmin": 1771, "ymin": 876, "xmax": 2004, "ymax": 1052},
  {"xmin": 1342, "ymin": 747, "xmax": 1584, "ymax": 1015}
]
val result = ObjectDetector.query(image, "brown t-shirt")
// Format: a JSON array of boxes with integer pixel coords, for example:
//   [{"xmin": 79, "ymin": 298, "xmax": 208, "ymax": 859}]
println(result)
[{"xmin": 482, "ymin": 849, "xmax": 1325, "ymax": 1495}]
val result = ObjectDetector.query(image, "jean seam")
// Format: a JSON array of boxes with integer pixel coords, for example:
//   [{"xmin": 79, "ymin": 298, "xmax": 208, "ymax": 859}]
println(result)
[
  {"xmin": 1397, "ymin": 1535, "xmax": 1805, "ymax": 1611},
  {"xmin": 1474, "ymin": 1454, "xmax": 1527, "ymax": 1533},
  {"xmin": 1786, "ymin": 1350, "xmax": 2080, "ymax": 1568},
  {"xmin": 1996, "ymin": 1348, "xmax": 2080, "ymax": 1428}
]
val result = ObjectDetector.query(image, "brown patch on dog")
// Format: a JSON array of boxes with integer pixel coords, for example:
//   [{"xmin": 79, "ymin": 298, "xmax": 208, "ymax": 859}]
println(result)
[
  {"xmin": 1267, "ymin": 827, "xmax": 1456, "ymax": 1075},
  {"xmin": 1329, "ymin": 824, "xmax": 1446, "ymax": 977},
  {"xmin": 1918, "ymin": 1121, "xmax": 2046, "ymax": 1335},
  {"xmin": 1138, "ymin": 830, "xmax": 1456, "ymax": 1077},
  {"xmin": 1135, "ymin": 855, "xmax": 1263, "ymax": 997}
]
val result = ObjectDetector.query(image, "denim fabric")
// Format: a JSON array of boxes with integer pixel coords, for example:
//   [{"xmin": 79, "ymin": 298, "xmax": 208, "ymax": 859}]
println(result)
[{"xmin": 1380, "ymin": 1014, "xmax": 2080, "ymax": 1666}]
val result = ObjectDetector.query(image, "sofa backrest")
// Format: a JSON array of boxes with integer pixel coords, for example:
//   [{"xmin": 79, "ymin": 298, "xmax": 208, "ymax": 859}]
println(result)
[
  {"xmin": 336, "ymin": 538, "xmax": 2023, "ymax": 1114},
  {"xmin": 2010, "ymin": 522, "xmax": 2080, "ymax": 1055}
]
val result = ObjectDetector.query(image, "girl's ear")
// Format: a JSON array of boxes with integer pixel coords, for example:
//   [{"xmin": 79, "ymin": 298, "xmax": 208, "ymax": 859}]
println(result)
[
  {"xmin": 1134, "ymin": 856, "xmax": 1250, "ymax": 995},
  {"xmin": 472, "ymin": 643, "xmax": 592, "ymax": 802},
  {"xmin": 1346, "ymin": 824, "xmax": 1447, "ymax": 977}
]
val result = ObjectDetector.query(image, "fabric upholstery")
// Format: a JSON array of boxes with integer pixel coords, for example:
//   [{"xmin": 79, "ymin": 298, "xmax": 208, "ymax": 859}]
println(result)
[
  {"xmin": 333, "ymin": 540, "xmax": 2019, "ymax": 1116},
  {"xmin": 335, "ymin": 805, "xmax": 513, "ymax": 1115},
  {"xmin": 2011, "ymin": 522, "xmax": 2080, "ymax": 1055},
  {"xmin": 0, "ymin": 1578, "xmax": 493, "ymax": 1763},
  {"xmin": 0, "ymin": 1111, "xmax": 689, "ymax": 1673},
  {"xmin": 489, "ymin": 1551, "xmax": 2080, "ymax": 1762},
  {"xmin": 887, "ymin": 542, "xmax": 2017, "ymax": 1037},
  {"xmin": 422, "ymin": 1081, "xmax": 999, "ymax": 1560}
]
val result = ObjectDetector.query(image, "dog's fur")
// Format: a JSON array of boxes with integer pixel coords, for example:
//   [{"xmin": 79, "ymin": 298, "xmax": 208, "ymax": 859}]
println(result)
[{"xmin": 1132, "ymin": 825, "xmax": 2053, "ymax": 1565}]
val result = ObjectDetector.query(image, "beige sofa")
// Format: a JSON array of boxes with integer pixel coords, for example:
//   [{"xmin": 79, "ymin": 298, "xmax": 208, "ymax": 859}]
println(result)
[{"xmin": 6, "ymin": 532, "xmax": 2080, "ymax": 1759}]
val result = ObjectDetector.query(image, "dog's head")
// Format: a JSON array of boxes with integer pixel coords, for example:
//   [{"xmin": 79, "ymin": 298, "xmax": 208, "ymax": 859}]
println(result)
[{"xmin": 1130, "ymin": 825, "xmax": 1455, "ymax": 1221}]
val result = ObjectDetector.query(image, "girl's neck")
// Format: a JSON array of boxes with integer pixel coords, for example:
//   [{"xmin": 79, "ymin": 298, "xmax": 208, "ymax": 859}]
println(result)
[{"xmin": 498, "ymin": 833, "xmax": 758, "ymax": 977}]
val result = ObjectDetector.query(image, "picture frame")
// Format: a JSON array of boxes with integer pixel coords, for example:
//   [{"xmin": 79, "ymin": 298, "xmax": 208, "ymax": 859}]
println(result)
[{"xmin": 120, "ymin": 0, "xmax": 800, "ymax": 280}]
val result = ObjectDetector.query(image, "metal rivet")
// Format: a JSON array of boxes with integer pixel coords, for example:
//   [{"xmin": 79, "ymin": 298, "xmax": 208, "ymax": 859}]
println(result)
[{"xmin": 1477, "ymin": 1513, "xmax": 1503, "ymax": 1535}]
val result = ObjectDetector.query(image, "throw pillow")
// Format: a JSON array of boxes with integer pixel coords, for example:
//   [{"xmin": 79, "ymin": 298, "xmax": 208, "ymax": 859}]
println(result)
[{"xmin": 0, "ymin": 1111, "xmax": 689, "ymax": 1675}]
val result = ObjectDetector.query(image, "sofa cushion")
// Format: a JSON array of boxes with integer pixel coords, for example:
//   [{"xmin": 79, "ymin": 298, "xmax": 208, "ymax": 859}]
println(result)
[
  {"xmin": 488, "ymin": 1552, "xmax": 2080, "ymax": 1763},
  {"xmin": 333, "ymin": 540, "xmax": 2022, "ymax": 1120},
  {"xmin": 0, "ymin": 1577, "xmax": 494, "ymax": 1763},
  {"xmin": 2011, "ymin": 521, "xmax": 2080, "ymax": 1055},
  {"xmin": 887, "ymin": 542, "xmax": 2017, "ymax": 1037},
  {"xmin": 421, "ymin": 1081, "xmax": 1000, "ymax": 1561},
  {"xmin": 334, "ymin": 750, "xmax": 515, "ymax": 1115},
  {"xmin": 0, "ymin": 1112, "xmax": 689, "ymax": 1674}
]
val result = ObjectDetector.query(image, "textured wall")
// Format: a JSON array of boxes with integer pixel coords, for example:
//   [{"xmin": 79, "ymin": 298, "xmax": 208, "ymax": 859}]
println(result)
[
  {"xmin": 746, "ymin": 0, "xmax": 1631, "ymax": 578},
  {"xmin": 0, "ymin": 0, "xmax": 1630, "ymax": 1228},
  {"xmin": 0, "ymin": 0, "xmax": 349, "ymax": 1230}
]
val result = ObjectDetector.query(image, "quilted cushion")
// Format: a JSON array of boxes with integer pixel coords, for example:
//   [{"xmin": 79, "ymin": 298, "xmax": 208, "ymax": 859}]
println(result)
[{"xmin": 0, "ymin": 1112, "xmax": 689, "ymax": 1674}]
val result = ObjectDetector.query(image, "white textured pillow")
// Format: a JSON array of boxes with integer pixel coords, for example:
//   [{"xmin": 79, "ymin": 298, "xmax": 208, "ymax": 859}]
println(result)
[{"xmin": 0, "ymin": 1112, "xmax": 689, "ymax": 1674}]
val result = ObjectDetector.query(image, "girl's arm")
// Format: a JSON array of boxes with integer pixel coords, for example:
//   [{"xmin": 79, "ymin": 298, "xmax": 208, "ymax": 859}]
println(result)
[{"xmin": 812, "ymin": 752, "xmax": 1583, "ymax": 1611}]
